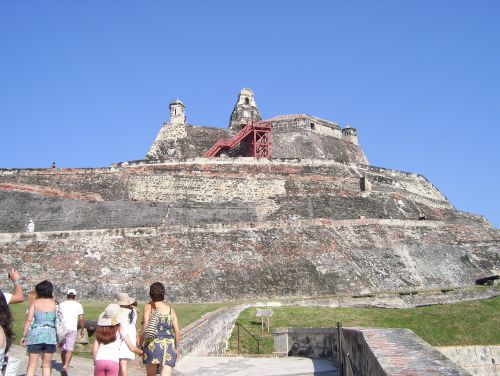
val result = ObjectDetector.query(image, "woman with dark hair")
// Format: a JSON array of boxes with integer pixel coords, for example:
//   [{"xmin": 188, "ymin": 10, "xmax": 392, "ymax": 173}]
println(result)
[
  {"xmin": 20, "ymin": 280, "xmax": 57, "ymax": 376},
  {"xmin": 140, "ymin": 282, "xmax": 181, "ymax": 376},
  {"xmin": 93, "ymin": 304, "xmax": 143, "ymax": 376},
  {"xmin": 0, "ymin": 291, "xmax": 15, "ymax": 373}
]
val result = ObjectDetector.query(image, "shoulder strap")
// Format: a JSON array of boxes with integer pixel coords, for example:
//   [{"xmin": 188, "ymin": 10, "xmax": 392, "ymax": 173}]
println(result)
[
  {"xmin": 169, "ymin": 306, "xmax": 171, "ymax": 315},
  {"xmin": 150, "ymin": 301, "xmax": 156, "ymax": 310}
]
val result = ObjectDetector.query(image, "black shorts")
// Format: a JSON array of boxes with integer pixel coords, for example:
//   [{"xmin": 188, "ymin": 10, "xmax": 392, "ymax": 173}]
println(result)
[{"xmin": 27, "ymin": 343, "xmax": 56, "ymax": 354}]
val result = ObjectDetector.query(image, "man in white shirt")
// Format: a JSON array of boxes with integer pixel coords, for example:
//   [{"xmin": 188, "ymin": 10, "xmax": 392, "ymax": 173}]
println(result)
[
  {"xmin": 1, "ymin": 268, "xmax": 23, "ymax": 304},
  {"xmin": 27, "ymin": 220, "xmax": 35, "ymax": 233},
  {"xmin": 59, "ymin": 289, "xmax": 84, "ymax": 372}
]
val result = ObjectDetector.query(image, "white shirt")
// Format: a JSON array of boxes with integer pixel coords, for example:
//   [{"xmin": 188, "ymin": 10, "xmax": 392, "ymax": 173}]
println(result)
[
  {"xmin": 119, "ymin": 308, "xmax": 137, "ymax": 359},
  {"xmin": 59, "ymin": 300, "xmax": 84, "ymax": 331},
  {"xmin": 3, "ymin": 292, "xmax": 11, "ymax": 304},
  {"xmin": 96, "ymin": 333, "xmax": 122, "ymax": 363}
]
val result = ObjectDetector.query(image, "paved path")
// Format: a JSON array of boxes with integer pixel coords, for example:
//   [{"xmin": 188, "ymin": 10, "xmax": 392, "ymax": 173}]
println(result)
[
  {"xmin": 6, "ymin": 346, "xmax": 338, "ymax": 376},
  {"xmin": 7, "ymin": 345, "xmax": 144, "ymax": 376},
  {"xmin": 175, "ymin": 356, "xmax": 339, "ymax": 375}
]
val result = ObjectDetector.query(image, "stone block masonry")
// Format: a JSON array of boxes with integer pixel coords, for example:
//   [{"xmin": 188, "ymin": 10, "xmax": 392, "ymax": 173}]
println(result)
[
  {"xmin": 0, "ymin": 159, "xmax": 498, "ymax": 301},
  {"xmin": 273, "ymin": 327, "xmax": 472, "ymax": 375},
  {"xmin": 436, "ymin": 346, "xmax": 500, "ymax": 376},
  {"xmin": 0, "ymin": 159, "xmax": 467, "ymax": 233},
  {"xmin": 0, "ymin": 218, "xmax": 498, "ymax": 302}
]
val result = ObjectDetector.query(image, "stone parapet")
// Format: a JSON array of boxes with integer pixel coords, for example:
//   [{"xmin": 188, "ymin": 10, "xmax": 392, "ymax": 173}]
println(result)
[
  {"xmin": 273, "ymin": 327, "xmax": 471, "ymax": 375},
  {"xmin": 436, "ymin": 346, "xmax": 500, "ymax": 376}
]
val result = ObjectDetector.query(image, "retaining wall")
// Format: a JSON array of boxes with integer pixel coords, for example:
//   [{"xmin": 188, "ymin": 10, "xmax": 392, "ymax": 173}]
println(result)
[{"xmin": 273, "ymin": 327, "xmax": 471, "ymax": 375}]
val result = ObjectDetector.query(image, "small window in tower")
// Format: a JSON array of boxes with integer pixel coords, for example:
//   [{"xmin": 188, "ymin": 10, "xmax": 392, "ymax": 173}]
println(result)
[
  {"xmin": 245, "ymin": 98, "xmax": 250, "ymax": 105},
  {"xmin": 310, "ymin": 123, "xmax": 315, "ymax": 130},
  {"xmin": 174, "ymin": 109, "xmax": 177, "ymax": 115}
]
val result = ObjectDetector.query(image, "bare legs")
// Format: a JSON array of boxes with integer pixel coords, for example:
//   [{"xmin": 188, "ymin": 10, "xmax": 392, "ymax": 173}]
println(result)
[
  {"xmin": 61, "ymin": 350, "xmax": 73, "ymax": 371},
  {"xmin": 26, "ymin": 353, "xmax": 39, "ymax": 376},
  {"xmin": 160, "ymin": 365, "xmax": 173, "ymax": 376},
  {"xmin": 119, "ymin": 359, "xmax": 128, "ymax": 376},
  {"xmin": 146, "ymin": 364, "xmax": 157, "ymax": 376},
  {"xmin": 41, "ymin": 353, "xmax": 53, "ymax": 376},
  {"xmin": 146, "ymin": 364, "xmax": 173, "ymax": 376},
  {"xmin": 26, "ymin": 352, "xmax": 53, "ymax": 376}
]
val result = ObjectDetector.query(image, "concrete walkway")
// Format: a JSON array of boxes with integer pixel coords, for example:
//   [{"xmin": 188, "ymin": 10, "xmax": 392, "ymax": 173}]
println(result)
[
  {"xmin": 6, "ymin": 346, "xmax": 338, "ymax": 376},
  {"xmin": 175, "ymin": 356, "xmax": 339, "ymax": 375},
  {"xmin": 6, "ymin": 345, "xmax": 144, "ymax": 376}
]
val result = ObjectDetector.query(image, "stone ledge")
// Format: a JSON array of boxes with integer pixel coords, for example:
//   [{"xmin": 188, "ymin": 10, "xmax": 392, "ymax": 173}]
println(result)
[{"xmin": 0, "ymin": 218, "xmax": 452, "ymax": 243}]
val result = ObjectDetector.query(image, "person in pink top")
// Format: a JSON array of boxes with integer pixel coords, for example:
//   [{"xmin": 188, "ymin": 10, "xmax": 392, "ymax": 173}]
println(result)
[{"xmin": 93, "ymin": 304, "xmax": 143, "ymax": 376}]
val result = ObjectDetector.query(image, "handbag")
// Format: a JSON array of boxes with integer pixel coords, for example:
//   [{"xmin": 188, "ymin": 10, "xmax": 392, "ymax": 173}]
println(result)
[
  {"xmin": 143, "ymin": 302, "xmax": 159, "ymax": 342},
  {"xmin": 76, "ymin": 328, "xmax": 89, "ymax": 344},
  {"xmin": 55, "ymin": 304, "xmax": 67, "ymax": 344},
  {"xmin": 3, "ymin": 356, "xmax": 20, "ymax": 376}
]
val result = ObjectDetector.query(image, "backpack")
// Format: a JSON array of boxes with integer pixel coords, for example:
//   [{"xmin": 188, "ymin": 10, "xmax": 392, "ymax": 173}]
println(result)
[{"xmin": 55, "ymin": 304, "xmax": 67, "ymax": 344}]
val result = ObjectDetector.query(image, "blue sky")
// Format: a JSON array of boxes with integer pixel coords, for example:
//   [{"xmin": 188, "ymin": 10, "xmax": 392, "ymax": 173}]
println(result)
[{"xmin": 0, "ymin": 1, "xmax": 499, "ymax": 227}]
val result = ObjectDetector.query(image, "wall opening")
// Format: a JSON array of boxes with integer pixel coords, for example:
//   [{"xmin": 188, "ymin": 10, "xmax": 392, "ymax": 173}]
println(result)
[{"xmin": 310, "ymin": 123, "xmax": 315, "ymax": 130}]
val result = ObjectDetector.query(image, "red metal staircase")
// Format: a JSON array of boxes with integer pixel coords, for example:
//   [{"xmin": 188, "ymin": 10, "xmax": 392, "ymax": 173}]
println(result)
[{"xmin": 203, "ymin": 121, "xmax": 272, "ymax": 158}]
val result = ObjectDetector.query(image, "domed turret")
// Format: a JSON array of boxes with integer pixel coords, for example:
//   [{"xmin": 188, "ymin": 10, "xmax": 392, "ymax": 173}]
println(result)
[
  {"xmin": 169, "ymin": 98, "xmax": 186, "ymax": 125},
  {"xmin": 342, "ymin": 125, "xmax": 358, "ymax": 145}
]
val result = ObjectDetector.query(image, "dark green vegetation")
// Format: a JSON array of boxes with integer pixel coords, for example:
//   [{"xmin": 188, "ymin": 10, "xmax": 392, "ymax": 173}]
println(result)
[
  {"xmin": 229, "ymin": 296, "xmax": 500, "ymax": 354},
  {"xmin": 9, "ymin": 301, "xmax": 225, "ymax": 357}
]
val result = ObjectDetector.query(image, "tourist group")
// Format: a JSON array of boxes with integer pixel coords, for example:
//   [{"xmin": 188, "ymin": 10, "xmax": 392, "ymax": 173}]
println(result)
[{"xmin": 0, "ymin": 268, "xmax": 180, "ymax": 376}]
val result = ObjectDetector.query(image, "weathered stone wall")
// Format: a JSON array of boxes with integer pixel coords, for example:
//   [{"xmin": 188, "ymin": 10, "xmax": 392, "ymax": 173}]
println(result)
[
  {"xmin": 273, "ymin": 327, "xmax": 471, "ymax": 375},
  {"xmin": 0, "ymin": 159, "xmax": 497, "ymax": 301},
  {"xmin": 271, "ymin": 128, "xmax": 368, "ymax": 163},
  {"xmin": 146, "ymin": 124, "xmax": 229, "ymax": 160},
  {"xmin": 145, "ymin": 115, "xmax": 367, "ymax": 163},
  {"xmin": 436, "ymin": 346, "xmax": 500, "ymax": 376},
  {"xmin": 0, "ymin": 218, "xmax": 498, "ymax": 302},
  {"xmin": 342, "ymin": 328, "xmax": 471, "ymax": 375},
  {"xmin": 0, "ymin": 159, "xmax": 469, "ymax": 233}
]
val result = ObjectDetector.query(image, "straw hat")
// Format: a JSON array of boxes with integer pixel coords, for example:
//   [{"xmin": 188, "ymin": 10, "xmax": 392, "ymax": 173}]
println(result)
[
  {"xmin": 97, "ymin": 304, "xmax": 121, "ymax": 326},
  {"xmin": 116, "ymin": 292, "xmax": 135, "ymax": 306}
]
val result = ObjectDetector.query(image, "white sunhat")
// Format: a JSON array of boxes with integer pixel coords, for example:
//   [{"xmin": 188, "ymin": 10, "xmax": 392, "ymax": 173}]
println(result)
[
  {"xmin": 97, "ymin": 304, "xmax": 121, "ymax": 326},
  {"xmin": 116, "ymin": 292, "xmax": 136, "ymax": 306}
]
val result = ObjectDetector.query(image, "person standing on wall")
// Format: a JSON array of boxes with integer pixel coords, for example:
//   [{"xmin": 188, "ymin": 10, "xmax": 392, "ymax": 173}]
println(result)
[
  {"xmin": 20, "ymin": 280, "xmax": 57, "ymax": 376},
  {"xmin": 1, "ymin": 269, "xmax": 24, "ymax": 305},
  {"xmin": 59, "ymin": 289, "xmax": 84, "ymax": 373}
]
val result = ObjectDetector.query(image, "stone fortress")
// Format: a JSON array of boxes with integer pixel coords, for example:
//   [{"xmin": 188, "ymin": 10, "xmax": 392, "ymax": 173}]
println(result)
[{"xmin": 0, "ymin": 88, "xmax": 498, "ymax": 302}]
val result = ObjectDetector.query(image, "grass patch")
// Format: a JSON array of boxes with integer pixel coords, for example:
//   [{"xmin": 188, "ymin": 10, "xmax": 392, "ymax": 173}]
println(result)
[
  {"xmin": 228, "ymin": 296, "xmax": 500, "ymax": 354},
  {"xmin": 10, "ymin": 301, "xmax": 226, "ymax": 357}
]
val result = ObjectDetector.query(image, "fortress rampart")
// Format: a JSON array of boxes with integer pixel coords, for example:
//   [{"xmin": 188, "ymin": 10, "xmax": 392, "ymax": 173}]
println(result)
[
  {"xmin": 0, "ymin": 216, "xmax": 498, "ymax": 302},
  {"xmin": 0, "ymin": 158, "xmax": 498, "ymax": 301},
  {"xmin": 0, "ymin": 89, "xmax": 498, "ymax": 302},
  {"xmin": 0, "ymin": 158, "xmax": 473, "ymax": 233}
]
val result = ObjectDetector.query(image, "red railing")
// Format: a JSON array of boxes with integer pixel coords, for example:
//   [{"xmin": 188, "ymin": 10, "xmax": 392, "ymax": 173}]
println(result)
[{"xmin": 203, "ymin": 121, "xmax": 272, "ymax": 158}]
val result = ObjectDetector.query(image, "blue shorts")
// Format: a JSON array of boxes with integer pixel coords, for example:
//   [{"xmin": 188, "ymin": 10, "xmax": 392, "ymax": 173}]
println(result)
[{"xmin": 27, "ymin": 343, "xmax": 56, "ymax": 354}]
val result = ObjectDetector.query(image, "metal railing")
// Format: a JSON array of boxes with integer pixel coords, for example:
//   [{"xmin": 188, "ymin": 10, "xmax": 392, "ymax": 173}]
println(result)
[
  {"xmin": 236, "ymin": 322, "xmax": 261, "ymax": 354},
  {"xmin": 337, "ymin": 322, "xmax": 356, "ymax": 376}
]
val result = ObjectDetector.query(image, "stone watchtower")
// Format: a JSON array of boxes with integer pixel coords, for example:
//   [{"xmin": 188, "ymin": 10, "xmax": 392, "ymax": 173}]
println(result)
[
  {"xmin": 228, "ymin": 88, "xmax": 262, "ymax": 133},
  {"xmin": 170, "ymin": 98, "xmax": 186, "ymax": 125},
  {"xmin": 342, "ymin": 125, "xmax": 359, "ymax": 145}
]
